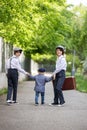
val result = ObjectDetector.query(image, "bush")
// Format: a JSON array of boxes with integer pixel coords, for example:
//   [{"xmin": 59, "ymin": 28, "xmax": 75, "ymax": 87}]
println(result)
[
  {"xmin": 76, "ymin": 74, "xmax": 87, "ymax": 93},
  {"xmin": 0, "ymin": 88, "xmax": 7, "ymax": 96},
  {"xmin": 83, "ymin": 58, "xmax": 87, "ymax": 75}
]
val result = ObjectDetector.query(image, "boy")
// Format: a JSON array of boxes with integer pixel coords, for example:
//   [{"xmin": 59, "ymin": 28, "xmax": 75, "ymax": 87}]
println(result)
[
  {"xmin": 51, "ymin": 45, "xmax": 67, "ymax": 106},
  {"xmin": 28, "ymin": 68, "xmax": 52, "ymax": 105},
  {"xmin": 6, "ymin": 47, "xmax": 29, "ymax": 105}
]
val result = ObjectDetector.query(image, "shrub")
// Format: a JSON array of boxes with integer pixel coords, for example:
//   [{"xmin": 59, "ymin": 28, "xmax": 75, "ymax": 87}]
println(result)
[{"xmin": 83, "ymin": 58, "xmax": 87, "ymax": 75}]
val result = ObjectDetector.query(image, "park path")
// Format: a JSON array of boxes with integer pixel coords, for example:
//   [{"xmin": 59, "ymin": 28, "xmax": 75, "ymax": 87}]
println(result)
[{"xmin": 0, "ymin": 81, "xmax": 87, "ymax": 130}]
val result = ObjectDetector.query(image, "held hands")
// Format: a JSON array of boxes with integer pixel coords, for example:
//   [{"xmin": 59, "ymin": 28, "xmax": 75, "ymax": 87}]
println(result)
[
  {"xmin": 25, "ymin": 72, "xmax": 30, "ymax": 76},
  {"xmin": 52, "ymin": 74, "xmax": 56, "ymax": 80},
  {"xmin": 6, "ymin": 73, "xmax": 8, "ymax": 77}
]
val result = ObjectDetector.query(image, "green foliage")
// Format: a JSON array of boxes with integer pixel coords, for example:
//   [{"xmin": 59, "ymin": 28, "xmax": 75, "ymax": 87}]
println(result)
[
  {"xmin": 66, "ymin": 54, "xmax": 80, "ymax": 72},
  {"xmin": 1, "ymin": 0, "xmax": 87, "ymax": 68},
  {"xmin": 0, "ymin": 0, "xmax": 73, "ymax": 61},
  {"xmin": 31, "ymin": 53, "xmax": 56, "ymax": 63},
  {"xmin": 68, "ymin": 5, "xmax": 87, "ymax": 60},
  {"xmin": 76, "ymin": 74, "xmax": 87, "ymax": 93},
  {"xmin": 0, "ymin": 88, "xmax": 7, "ymax": 95},
  {"xmin": 80, "ymin": 11, "xmax": 87, "ymax": 59},
  {"xmin": 83, "ymin": 58, "xmax": 87, "ymax": 74}
]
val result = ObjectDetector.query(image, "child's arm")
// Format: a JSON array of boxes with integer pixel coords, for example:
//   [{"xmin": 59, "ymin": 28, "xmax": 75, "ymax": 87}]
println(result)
[
  {"xmin": 45, "ymin": 75, "xmax": 53, "ymax": 82},
  {"xmin": 28, "ymin": 73, "xmax": 36, "ymax": 80}
]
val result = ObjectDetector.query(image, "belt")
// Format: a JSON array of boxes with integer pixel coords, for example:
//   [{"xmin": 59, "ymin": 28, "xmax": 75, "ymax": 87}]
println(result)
[
  {"xmin": 56, "ymin": 70, "xmax": 65, "ymax": 75},
  {"xmin": 8, "ymin": 68, "xmax": 18, "ymax": 71},
  {"xmin": 57, "ymin": 70, "xmax": 65, "ymax": 73}
]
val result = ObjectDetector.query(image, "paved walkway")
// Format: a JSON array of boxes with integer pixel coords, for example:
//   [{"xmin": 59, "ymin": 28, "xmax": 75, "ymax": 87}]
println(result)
[{"xmin": 0, "ymin": 81, "xmax": 87, "ymax": 130}]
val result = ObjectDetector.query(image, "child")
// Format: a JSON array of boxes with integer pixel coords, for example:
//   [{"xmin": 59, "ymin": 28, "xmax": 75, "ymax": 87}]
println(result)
[
  {"xmin": 6, "ymin": 47, "xmax": 29, "ymax": 105},
  {"xmin": 28, "ymin": 68, "xmax": 52, "ymax": 105},
  {"xmin": 51, "ymin": 45, "xmax": 67, "ymax": 106}
]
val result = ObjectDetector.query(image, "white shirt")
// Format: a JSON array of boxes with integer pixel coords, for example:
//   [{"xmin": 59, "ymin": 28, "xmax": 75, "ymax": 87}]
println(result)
[
  {"xmin": 6, "ymin": 55, "xmax": 27, "ymax": 74},
  {"xmin": 53, "ymin": 55, "xmax": 67, "ymax": 75}
]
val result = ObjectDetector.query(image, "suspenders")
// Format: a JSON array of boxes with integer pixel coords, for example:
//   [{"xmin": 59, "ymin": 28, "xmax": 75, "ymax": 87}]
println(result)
[
  {"xmin": 9, "ymin": 56, "xmax": 19, "ymax": 71},
  {"xmin": 9, "ymin": 57, "xmax": 13, "ymax": 68},
  {"xmin": 9, "ymin": 57, "xmax": 17, "ymax": 69}
]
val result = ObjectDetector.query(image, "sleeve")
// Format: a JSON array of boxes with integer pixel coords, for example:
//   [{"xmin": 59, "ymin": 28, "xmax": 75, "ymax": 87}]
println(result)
[
  {"xmin": 5, "ymin": 59, "xmax": 9, "ymax": 74},
  {"xmin": 45, "ymin": 76, "xmax": 52, "ymax": 82},
  {"xmin": 29, "ymin": 75, "xmax": 36, "ymax": 80},
  {"xmin": 52, "ymin": 57, "xmax": 66, "ymax": 75},
  {"xmin": 11, "ymin": 58, "xmax": 27, "ymax": 74},
  {"xmin": 16, "ymin": 61, "xmax": 27, "ymax": 74}
]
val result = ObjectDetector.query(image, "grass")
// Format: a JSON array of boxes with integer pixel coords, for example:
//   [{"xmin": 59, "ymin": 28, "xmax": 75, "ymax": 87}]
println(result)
[
  {"xmin": 75, "ymin": 74, "xmax": 87, "ymax": 93},
  {"xmin": 0, "ymin": 88, "xmax": 7, "ymax": 96},
  {"xmin": 66, "ymin": 72, "xmax": 87, "ymax": 93}
]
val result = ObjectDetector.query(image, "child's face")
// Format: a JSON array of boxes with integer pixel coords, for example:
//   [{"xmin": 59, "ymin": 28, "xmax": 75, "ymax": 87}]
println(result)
[
  {"xmin": 56, "ymin": 49, "xmax": 62, "ymax": 56},
  {"xmin": 15, "ymin": 52, "xmax": 21, "ymax": 57}
]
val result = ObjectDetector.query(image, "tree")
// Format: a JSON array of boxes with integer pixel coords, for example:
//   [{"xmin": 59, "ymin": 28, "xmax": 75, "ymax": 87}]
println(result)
[
  {"xmin": 68, "ymin": 4, "xmax": 87, "ymax": 60},
  {"xmin": 80, "ymin": 10, "xmax": 87, "ymax": 59},
  {"xmin": 0, "ymin": 0, "xmax": 74, "ymax": 63}
]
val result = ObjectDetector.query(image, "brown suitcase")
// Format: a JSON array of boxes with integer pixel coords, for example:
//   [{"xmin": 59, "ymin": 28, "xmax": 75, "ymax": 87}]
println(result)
[
  {"xmin": 62, "ymin": 76, "xmax": 76, "ymax": 90},
  {"xmin": 52, "ymin": 76, "xmax": 76, "ymax": 91}
]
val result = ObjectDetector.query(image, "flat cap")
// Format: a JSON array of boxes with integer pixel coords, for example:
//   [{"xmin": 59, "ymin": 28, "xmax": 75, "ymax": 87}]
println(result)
[
  {"xmin": 38, "ymin": 68, "xmax": 46, "ymax": 72},
  {"xmin": 56, "ymin": 45, "xmax": 64, "ymax": 51},
  {"xmin": 13, "ymin": 47, "xmax": 22, "ymax": 52}
]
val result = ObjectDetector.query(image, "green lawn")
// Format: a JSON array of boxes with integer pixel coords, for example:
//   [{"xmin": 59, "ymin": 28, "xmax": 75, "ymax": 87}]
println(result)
[{"xmin": 75, "ymin": 74, "xmax": 87, "ymax": 93}]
